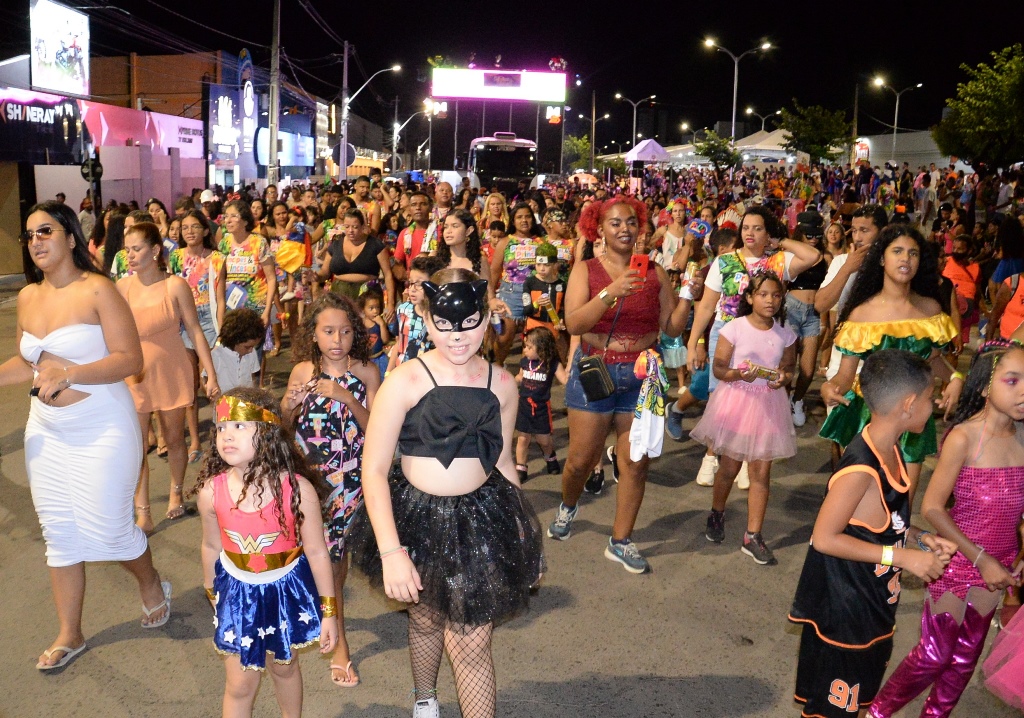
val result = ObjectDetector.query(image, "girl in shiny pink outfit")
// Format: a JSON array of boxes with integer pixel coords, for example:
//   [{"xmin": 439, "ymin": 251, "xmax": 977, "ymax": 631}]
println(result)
[{"xmin": 870, "ymin": 340, "xmax": 1024, "ymax": 717}]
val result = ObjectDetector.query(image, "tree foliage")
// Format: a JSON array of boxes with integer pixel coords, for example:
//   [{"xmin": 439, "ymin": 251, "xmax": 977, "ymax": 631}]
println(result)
[
  {"xmin": 778, "ymin": 101, "xmax": 851, "ymax": 163},
  {"xmin": 932, "ymin": 44, "xmax": 1024, "ymax": 172},
  {"xmin": 562, "ymin": 133, "xmax": 592, "ymax": 172},
  {"xmin": 694, "ymin": 130, "xmax": 741, "ymax": 176},
  {"xmin": 597, "ymin": 156, "xmax": 626, "ymax": 176}
]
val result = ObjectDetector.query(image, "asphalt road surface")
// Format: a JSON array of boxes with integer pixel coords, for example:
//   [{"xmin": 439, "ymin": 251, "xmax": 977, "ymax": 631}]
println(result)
[{"xmin": 0, "ymin": 289, "xmax": 1017, "ymax": 718}]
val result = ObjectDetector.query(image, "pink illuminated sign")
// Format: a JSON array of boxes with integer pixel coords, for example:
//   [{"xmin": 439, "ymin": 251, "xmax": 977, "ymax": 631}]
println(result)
[{"xmin": 431, "ymin": 68, "xmax": 566, "ymax": 103}]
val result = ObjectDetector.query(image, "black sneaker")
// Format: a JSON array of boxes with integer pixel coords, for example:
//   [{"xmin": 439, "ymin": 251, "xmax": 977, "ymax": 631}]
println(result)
[
  {"xmin": 606, "ymin": 445, "xmax": 620, "ymax": 483},
  {"xmin": 517, "ymin": 466, "xmax": 528, "ymax": 484},
  {"xmin": 584, "ymin": 467, "xmax": 605, "ymax": 495},
  {"xmin": 705, "ymin": 509, "xmax": 725, "ymax": 543},
  {"xmin": 741, "ymin": 532, "xmax": 778, "ymax": 566},
  {"xmin": 545, "ymin": 455, "xmax": 561, "ymax": 475}
]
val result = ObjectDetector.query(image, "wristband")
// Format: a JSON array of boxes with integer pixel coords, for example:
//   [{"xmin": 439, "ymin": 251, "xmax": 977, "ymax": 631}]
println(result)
[
  {"xmin": 973, "ymin": 547, "xmax": 986, "ymax": 567},
  {"xmin": 379, "ymin": 545, "xmax": 409, "ymax": 559},
  {"xmin": 950, "ymin": 371, "xmax": 965, "ymax": 382},
  {"xmin": 880, "ymin": 545, "xmax": 894, "ymax": 567},
  {"xmin": 917, "ymin": 531, "xmax": 932, "ymax": 552},
  {"xmin": 320, "ymin": 595, "xmax": 338, "ymax": 618},
  {"xmin": 205, "ymin": 587, "xmax": 217, "ymax": 602},
  {"xmin": 697, "ymin": 338, "xmax": 705, "ymax": 344}
]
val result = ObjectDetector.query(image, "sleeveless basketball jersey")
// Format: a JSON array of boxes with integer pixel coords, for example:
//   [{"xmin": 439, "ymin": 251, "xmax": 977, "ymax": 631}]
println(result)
[{"xmin": 789, "ymin": 427, "xmax": 911, "ymax": 649}]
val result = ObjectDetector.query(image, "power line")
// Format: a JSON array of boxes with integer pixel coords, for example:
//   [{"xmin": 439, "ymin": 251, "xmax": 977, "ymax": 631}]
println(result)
[
  {"xmin": 140, "ymin": 0, "xmax": 269, "ymax": 48},
  {"xmin": 296, "ymin": 0, "xmax": 345, "ymax": 49}
]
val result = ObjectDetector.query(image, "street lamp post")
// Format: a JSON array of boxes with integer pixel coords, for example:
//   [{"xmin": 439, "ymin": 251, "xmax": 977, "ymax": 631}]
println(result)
[
  {"xmin": 614, "ymin": 93, "xmax": 656, "ymax": 150},
  {"xmin": 745, "ymin": 107, "xmax": 781, "ymax": 132},
  {"xmin": 703, "ymin": 38, "xmax": 772, "ymax": 140},
  {"xmin": 341, "ymin": 52, "xmax": 399, "ymax": 179},
  {"xmin": 392, "ymin": 110, "xmax": 427, "ymax": 173},
  {"xmin": 873, "ymin": 77, "xmax": 922, "ymax": 165}
]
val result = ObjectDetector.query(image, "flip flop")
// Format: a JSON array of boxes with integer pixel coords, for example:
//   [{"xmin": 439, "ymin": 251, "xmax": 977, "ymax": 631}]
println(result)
[
  {"xmin": 141, "ymin": 581, "xmax": 172, "ymax": 628},
  {"xmin": 37, "ymin": 643, "xmax": 87, "ymax": 671},
  {"xmin": 330, "ymin": 660, "xmax": 360, "ymax": 687},
  {"xmin": 188, "ymin": 449, "xmax": 203, "ymax": 464}
]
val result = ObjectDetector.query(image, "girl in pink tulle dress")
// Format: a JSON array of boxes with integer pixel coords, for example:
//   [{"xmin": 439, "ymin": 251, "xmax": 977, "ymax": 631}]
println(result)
[
  {"xmin": 690, "ymin": 272, "xmax": 797, "ymax": 566},
  {"xmin": 869, "ymin": 340, "xmax": 1024, "ymax": 717}
]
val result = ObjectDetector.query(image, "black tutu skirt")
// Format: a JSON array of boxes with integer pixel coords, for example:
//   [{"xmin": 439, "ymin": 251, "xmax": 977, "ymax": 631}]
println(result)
[{"xmin": 347, "ymin": 464, "xmax": 545, "ymax": 627}]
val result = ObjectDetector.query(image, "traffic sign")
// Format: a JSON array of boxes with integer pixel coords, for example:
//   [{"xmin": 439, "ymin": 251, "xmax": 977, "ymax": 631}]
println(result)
[{"xmin": 80, "ymin": 158, "xmax": 103, "ymax": 182}]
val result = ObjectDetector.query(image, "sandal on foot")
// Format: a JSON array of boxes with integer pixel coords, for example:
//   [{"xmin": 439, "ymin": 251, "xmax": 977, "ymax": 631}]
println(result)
[
  {"xmin": 188, "ymin": 449, "xmax": 202, "ymax": 464},
  {"xmin": 36, "ymin": 643, "xmax": 87, "ymax": 671},
  {"xmin": 330, "ymin": 660, "xmax": 359, "ymax": 687},
  {"xmin": 141, "ymin": 581, "xmax": 172, "ymax": 628},
  {"xmin": 166, "ymin": 485, "xmax": 187, "ymax": 520}
]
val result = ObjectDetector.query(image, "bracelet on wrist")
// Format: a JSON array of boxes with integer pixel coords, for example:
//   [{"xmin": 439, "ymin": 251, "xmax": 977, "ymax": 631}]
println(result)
[
  {"xmin": 205, "ymin": 587, "xmax": 217, "ymax": 602},
  {"xmin": 696, "ymin": 338, "xmax": 706, "ymax": 344},
  {"xmin": 880, "ymin": 545, "xmax": 894, "ymax": 567},
  {"xmin": 379, "ymin": 545, "xmax": 409, "ymax": 559},
  {"xmin": 320, "ymin": 595, "xmax": 338, "ymax": 618},
  {"xmin": 973, "ymin": 547, "xmax": 986, "ymax": 567},
  {"xmin": 917, "ymin": 531, "xmax": 932, "ymax": 552},
  {"xmin": 950, "ymin": 371, "xmax": 965, "ymax": 382}
]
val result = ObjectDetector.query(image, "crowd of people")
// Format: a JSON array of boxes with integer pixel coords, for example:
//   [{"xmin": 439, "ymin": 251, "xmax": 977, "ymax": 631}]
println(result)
[{"xmin": 7, "ymin": 162, "xmax": 1024, "ymax": 717}]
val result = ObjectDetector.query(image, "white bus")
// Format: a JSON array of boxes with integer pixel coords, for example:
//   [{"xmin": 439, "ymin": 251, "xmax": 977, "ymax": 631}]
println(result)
[{"xmin": 468, "ymin": 132, "xmax": 537, "ymax": 194}]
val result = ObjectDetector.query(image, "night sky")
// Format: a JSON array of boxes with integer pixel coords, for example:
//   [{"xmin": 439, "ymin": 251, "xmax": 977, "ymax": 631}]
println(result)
[{"xmin": 2, "ymin": 0, "xmax": 1020, "ymax": 170}]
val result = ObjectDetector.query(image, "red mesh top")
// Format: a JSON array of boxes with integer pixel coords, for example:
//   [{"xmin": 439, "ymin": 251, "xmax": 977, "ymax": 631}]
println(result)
[{"xmin": 586, "ymin": 257, "xmax": 662, "ymax": 338}]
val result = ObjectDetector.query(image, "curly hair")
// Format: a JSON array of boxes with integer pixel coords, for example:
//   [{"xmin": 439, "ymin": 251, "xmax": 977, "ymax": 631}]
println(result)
[
  {"xmin": 736, "ymin": 272, "xmax": 786, "ymax": 321},
  {"xmin": 218, "ymin": 308, "xmax": 265, "ymax": 350},
  {"xmin": 577, "ymin": 195, "xmax": 648, "ymax": 244},
  {"xmin": 947, "ymin": 341, "xmax": 1024, "ymax": 431},
  {"xmin": 435, "ymin": 208, "xmax": 483, "ymax": 273},
  {"xmin": 190, "ymin": 387, "xmax": 325, "ymax": 539},
  {"xmin": 837, "ymin": 224, "xmax": 942, "ymax": 326},
  {"xmin": 742, "ymin": 205, "xmax": 788, "ymax": 239},
  {"xmin": 524, "ymin": 326, "xmax": 558, "ymax": 365},
  {"xmin": 296, "ymin": 292, "xmax": 371, "ymax": 369}
]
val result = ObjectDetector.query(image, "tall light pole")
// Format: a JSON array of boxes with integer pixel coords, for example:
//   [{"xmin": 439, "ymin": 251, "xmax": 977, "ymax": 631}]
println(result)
[
  {"xmin": 873, "ymin": 77, "xmax": 922, "ymax": 165},
  {"xmin": 392, "ymin": 110, "xmax": 426, "ymax": 173},
  {"xmin": 341, "ymin": 53, "xmax": 399, "ymax": 179},
  {"xmin": 745, "ymin": 106, "xmax": 781, "ymax": 132},
  {"xmin": 614, "ymin": 93, "xmax": 656, "ymax": 149},
  {"xmin": 703, "ymin": 38, "xmax": 771, "ymax": 140}
]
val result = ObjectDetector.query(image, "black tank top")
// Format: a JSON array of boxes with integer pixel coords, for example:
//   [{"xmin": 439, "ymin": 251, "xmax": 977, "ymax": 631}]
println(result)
[
  {"xmin": 398, "ymin": 358, "xmax": 502, "ymax": 474},
  {"xmin": 789, "ymin": 426, "xmax": 911, "ymax": 648},
  {"xmin": 788, "ymin": 257, "xmax": 828, "ymax": 291}
]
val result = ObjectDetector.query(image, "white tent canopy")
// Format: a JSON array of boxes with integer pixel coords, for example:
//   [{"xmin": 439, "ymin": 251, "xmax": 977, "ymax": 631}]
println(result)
[
  {"xmin": 625, "ymin": 139, "xmax": 672, "ymax": 163},
  {"xmin": 736, "ymin": 128, "xmax": 789, "ymax": 152}
]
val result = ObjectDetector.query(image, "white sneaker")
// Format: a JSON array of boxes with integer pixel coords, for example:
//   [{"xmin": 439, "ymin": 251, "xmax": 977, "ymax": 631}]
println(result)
[
  {"xmin": 695, "ymin": 454, "xmax": 718, "ymax": 486},
  {"xmin": 279, "ymin": 290, "xmax": 296, "ymax": 302},
  {"xmin": 413, "ymin": 697, "xmax": 439, "ymax": 718},
  {"xmin": 735, "ymin": 462, "xmax": 750, "ymax": 490},
  {"xmin": 792, "ymin": 399, "xmax": 806, "ymax": 427}
]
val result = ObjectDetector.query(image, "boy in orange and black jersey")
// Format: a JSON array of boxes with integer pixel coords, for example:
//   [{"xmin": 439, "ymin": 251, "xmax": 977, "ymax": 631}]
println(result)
[
  {"xmin": 789, "ymin": 350, "xmax": 956, "ymax": 718},
  {"xmin": 522, "ymin": 241, "xmax": 568, "ymax": 364}
]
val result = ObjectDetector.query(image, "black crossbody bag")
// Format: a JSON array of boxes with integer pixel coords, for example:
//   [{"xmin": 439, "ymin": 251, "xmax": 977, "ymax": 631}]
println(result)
[{"xmin": 577, "ymin": 302, "xmax": 624, "ymax": 402}]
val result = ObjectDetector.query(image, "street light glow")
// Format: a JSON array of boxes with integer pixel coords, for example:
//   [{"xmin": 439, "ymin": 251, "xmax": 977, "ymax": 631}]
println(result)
[
  {"xmin": 916, "ymin": 83, "xmax": 923, "ymax": 88},
  {"xmin": 391, "ymin": 65, "xmax": 401, "ymax": 72},
  {"xmin": 704, "ymin": 38, "xmax": 715, "ymax": 47},
  {"xmin": 745, "ymin": 107, "xmax": 753, "ymax": 114},
  {"xmin": 874, "ymin": 77, "xmax": 885, "ymax": 87},
  {"xmin": 760, "ymin": 42, "xmax": 772, "ymax": 50},
  {"xmin": 681, "ymin": 122, "xmax": 689, "ymax": 131},
  {"xmin": 615, "ymin": 93, "xmax": 623, "ymax": 99}
]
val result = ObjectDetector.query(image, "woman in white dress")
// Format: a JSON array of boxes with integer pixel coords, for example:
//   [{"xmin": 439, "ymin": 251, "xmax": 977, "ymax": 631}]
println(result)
[{"xmin": 0, "ymin": 201, "xmax": 171, "ymax": 670}]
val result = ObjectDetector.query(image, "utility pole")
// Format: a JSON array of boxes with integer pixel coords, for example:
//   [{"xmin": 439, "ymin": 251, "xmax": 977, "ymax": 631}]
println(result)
[
  {"xmin": 340, "ymin": 40, "xmax": 350, "ymax": 182},
  {"xmin": 453, "ymin": 100, "xmax": 459, "ymax": 170},
  {"xmin": 267, "ymin": 0, "xmax": 280, "ymax": 186},
  {"xmin": 559, "ymin": 105, "xmax": 566, "ymax": 175},
  {"xmin": 589, "ymin": 90, "xmax": 596, "ymax": 172},
  {"xmin": 851, "ymin": 84, "xmax": 859, "ymax": 165},
  {"xmin": 392, "ymin": 96, "xmax": 399, "ymax": 173}
]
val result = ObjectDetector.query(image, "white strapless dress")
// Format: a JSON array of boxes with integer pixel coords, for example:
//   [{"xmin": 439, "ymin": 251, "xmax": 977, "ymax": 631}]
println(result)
[{"xmin": 21, "ymin": 324, "xmax": 146, "ymax": 567}]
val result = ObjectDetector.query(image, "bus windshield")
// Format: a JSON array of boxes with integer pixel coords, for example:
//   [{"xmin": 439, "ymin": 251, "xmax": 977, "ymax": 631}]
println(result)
[{"xmin": 472, "ymin": 146, "xmax": 536, "ymax": 179}]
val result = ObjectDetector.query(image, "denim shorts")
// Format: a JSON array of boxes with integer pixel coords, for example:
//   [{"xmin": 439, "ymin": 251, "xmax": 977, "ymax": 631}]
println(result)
[
  {"xmin": 498, "ymin": 280, "xmax": 526, "ymax": 320},
  {"xmin": 785, "ymin": 294, "xmax": 821, "ymax": 339},
  {"xmin": 564, "ymin": 348, "xmax": 643, "ymax": 414},
  {"xmin": 181, "ymin": 303, "xmax": 218, "ymax": 351}
]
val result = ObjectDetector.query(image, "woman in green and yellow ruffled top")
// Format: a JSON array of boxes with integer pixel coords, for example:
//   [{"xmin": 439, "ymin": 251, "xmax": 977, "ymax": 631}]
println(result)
[{"xmin": 821, "ymin": 225, "xmax": 962, "ymax": 497}]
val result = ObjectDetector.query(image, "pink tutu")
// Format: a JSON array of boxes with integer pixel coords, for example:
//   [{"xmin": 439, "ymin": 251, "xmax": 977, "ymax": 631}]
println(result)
[
  {"xmin": 689, "ymin": 380, "xmax": 796, "ymax": 462},
  {"xmin": 983, "ymin": 604, "xmax": 1024, "ymax": 710}
]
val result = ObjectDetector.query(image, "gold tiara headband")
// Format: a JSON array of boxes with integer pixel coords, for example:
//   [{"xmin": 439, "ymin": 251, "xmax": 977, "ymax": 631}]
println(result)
[{"xmin": 216, "ymin": 396, "xmax": 281, "ymax": 425}]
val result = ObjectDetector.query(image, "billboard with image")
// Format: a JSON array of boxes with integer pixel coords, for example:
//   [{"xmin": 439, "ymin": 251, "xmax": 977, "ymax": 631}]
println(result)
[
  {"xmin": 431, "ymin": 68, "xmax": 565, "ymax": 103},
  {"xmin": 30, "ymin": 0, "xmax": 90, "ymax": 97}
]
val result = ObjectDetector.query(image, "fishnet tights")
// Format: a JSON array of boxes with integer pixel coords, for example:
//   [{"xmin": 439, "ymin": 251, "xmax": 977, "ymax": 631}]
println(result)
[{"xmin": 408, "ymin": 603, "xmax": 495, "ymax": 718}]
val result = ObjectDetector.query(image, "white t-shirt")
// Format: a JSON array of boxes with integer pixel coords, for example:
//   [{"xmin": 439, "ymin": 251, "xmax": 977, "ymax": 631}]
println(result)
[
  {"xmin": 820, "ymin": 253, "xmax": 856, "ymax": 316},
  {"xmin": 658, "ymin": 229, "xmax": 685, "ymax": 270},
  {"xmin": 211, "ymin": 345, "xmax": 260, "ymax": 393},
  {"xmin": 705, "ymin": 251, "xmax": 795, "ymax": 321}
]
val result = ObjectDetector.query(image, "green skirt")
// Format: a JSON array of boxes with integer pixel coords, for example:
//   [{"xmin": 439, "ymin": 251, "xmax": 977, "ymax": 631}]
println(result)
[{"xmin": 819, "ymin": 390, "xmax": 937, "ymax": 464}]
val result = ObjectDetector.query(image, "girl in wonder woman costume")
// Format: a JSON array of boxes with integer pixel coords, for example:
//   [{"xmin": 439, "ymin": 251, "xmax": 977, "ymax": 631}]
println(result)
[{"xmin": 193, "ymin": 388, "xmax": 338, "ymax": 718}]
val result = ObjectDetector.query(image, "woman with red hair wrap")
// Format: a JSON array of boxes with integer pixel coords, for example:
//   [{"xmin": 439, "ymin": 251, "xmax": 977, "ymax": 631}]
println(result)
[{"xmin": 547, "ymin": 196, "xmax": 695, "ymax": 573}]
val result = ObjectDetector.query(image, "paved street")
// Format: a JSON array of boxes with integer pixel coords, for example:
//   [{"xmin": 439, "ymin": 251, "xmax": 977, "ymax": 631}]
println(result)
[{"xmin": 0, "ymin": 288, "xmax": 1016, "ymax": 718}]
